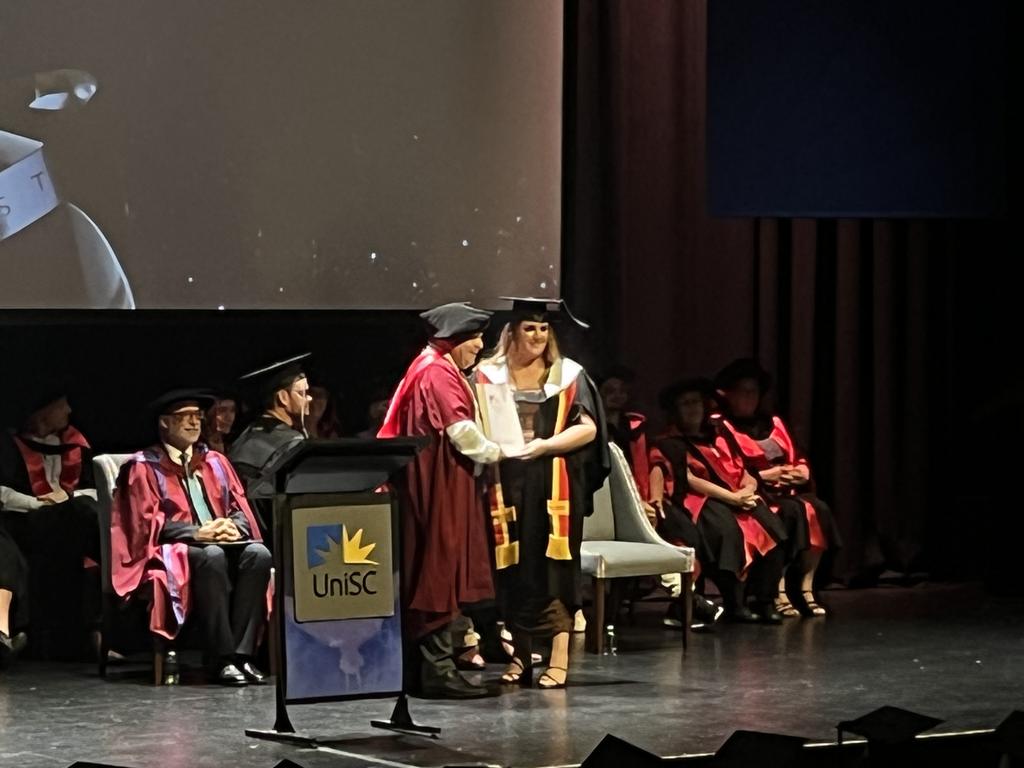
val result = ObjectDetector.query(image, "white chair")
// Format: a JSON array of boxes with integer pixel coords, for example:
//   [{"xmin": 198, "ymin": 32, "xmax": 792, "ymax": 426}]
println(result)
[
  {"xmin": 581, "ymin": 443, "xmax": 695, "ymax": 654},
  {"xmin": 93, "ymin": 453, "xmax": 171, "ymax": 684}
]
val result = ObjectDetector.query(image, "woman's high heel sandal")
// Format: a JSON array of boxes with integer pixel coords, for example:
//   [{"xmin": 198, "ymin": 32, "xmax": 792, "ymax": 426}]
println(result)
[
  {"xmin": 801, "ymin": 590, "xmax": 827, "ymax": 616},
  {"xmin": 537, "ymin": 666, "xmax": 567, "ymax": 689},
  {"xmin": 500, "ymin": 657, "xmax": 533, "ymax": 687},
  {"xmin": 454, "ymin": 645, "xmax": 486, "ymax": 671},
  {"xmin": 774, "ymin": 594, "xmax": 801, "ymax": 618},
  {"xmin": 500, "ymin": 631, "xmax": 534, "ymax": 687}
]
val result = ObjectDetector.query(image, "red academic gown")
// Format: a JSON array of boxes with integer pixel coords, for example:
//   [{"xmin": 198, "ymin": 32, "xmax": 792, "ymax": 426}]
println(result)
[
  {"xmin": 722, "ymin": 416, "xmax": 828, "ymax": 551},
  {"xmin": 110, "ymin": 445, "xmax": 264, "ymax": 639},
  {"xmin": 378, "ymin": 346, "xmax": 494, "ymax": 638},
  {"xmin": 651, "ymin": 426, "xmax": 782, "ymax": 574}
]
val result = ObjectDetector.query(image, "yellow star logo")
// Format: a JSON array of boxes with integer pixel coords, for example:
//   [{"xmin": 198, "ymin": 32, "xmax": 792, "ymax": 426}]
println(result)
[{"xmin": 341, "ymin": 525, "xmax": 378, "ymax": 565}]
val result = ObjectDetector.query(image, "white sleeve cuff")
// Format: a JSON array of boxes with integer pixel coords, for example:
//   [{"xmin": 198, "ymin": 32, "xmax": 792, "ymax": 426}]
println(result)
[
  {"xmin": 0, "ymin": 485, "xmax": 43, "ymax": 512},
  {"xmin": 445, "ymin": 420, "xmax": 501, "ymax": 465}
]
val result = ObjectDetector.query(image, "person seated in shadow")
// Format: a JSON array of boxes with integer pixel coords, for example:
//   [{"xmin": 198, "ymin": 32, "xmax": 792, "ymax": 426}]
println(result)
[
  {"xmin": 110, "ymin": 389, "xmax": 271, "ymax": 686},
  {"xmin": 599, "ymin": 364, "xmax": 687, "ymax": 630},
  {"xmin": 715, "ymin": 358, "xmax": 842, "ymax": 617},
  {"xmin": 599, "ymin": 365, "xmax": 653, "ymax": 503},
  {"xmin": 650, "ymin": 378, "xmax": 787, "ymax": 625},
  {"xmin": 307, "ymin": 384, "xmax": 343, "ymax": 439},
  {"xmin": 0, "ymin": 386, "xmax": 101, "ymax": 659},
  {"xmin": 356, "ymin": 385, "xmax": 392, "ymax": 440},
  {"xmin": 201, "ymin": 390, "xmax": 238, "ymax": 455},
  {"xmin": 0, "ymin": 527, "xmax": 28, "ymax": 669}
]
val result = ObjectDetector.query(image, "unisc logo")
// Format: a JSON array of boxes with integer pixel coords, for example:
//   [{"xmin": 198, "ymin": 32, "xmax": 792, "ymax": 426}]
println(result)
[
  {"xmin": 307, "ymin": 524, "xmax": 379, "ymax": 598},
  {"xmin": 294, "ymin": 505, "xmax": 394, "ymax": 622}
]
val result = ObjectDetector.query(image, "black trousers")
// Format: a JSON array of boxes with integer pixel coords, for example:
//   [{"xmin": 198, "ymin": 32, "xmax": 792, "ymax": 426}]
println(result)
[
  {"xmin": 0, "ymin": 497, "xmax": 101, "ymax": 656},
  {"xmin": 186, "ymin": 542, "xmax": 271, "ymax": 663},
  {"xmin": 0, "ymin": 528, "xmax": 28, "ymax": 630}
]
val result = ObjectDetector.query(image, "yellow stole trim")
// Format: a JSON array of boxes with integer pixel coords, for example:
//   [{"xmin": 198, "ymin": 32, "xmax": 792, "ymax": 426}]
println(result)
[{"xmin": 545, "ymin": 385, "xmax": 573, "ymax": 560}]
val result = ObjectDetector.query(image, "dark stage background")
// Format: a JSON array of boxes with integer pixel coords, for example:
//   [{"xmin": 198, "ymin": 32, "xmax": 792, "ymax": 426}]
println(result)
[
  {"xmin": 563, "ymin": 0, "xmax": 1016, "ymax": 587},
  {"xmin": 2, "ymin": 1, "xmax": 1017, "ymax": 588}
]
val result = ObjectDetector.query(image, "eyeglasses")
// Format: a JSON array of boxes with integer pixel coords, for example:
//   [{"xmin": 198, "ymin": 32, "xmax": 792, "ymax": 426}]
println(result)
[{"xmin": 167, "ymin": 412, "xmax": 204, "ymax": 423}]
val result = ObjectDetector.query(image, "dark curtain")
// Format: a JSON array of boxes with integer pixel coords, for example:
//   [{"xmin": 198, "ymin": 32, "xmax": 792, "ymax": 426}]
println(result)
[{"xmin": 565, "ymin": 0, "xmax": 1015, "ymax": 583}]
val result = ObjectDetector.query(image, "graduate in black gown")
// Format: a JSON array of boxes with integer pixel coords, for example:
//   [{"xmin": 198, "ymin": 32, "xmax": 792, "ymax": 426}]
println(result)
[
  {"xmin": 474, "ymin": 298, "xmax": 608, "ymax": 689},
  {"xmin": 228, "ymin": 355, "xmax": 311, "ymax": 540}
]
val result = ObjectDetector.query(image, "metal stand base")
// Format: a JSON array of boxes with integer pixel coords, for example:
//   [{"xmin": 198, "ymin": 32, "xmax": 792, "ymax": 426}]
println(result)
[
  {"xmin": 370, "ymin": 694, "xmax": 441, "ymax": 738},
  {"xmin": 244, "ymin": 728, "xmax": 319, "ymax": 747}
]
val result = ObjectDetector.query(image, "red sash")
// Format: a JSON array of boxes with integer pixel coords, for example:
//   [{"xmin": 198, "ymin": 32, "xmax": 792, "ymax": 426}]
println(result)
[
  {"xmin": 14, "ymin": 426, "xmax": 90, "ymax": 496},
  {"xmin": 723, "ymin": 417, "xmax": 825, "ymax": 550}
]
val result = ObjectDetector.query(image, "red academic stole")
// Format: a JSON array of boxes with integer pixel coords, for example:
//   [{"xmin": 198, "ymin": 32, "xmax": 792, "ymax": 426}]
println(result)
[
  {"xmin": 722, "ymin": 416, "xmax": 826, "ymax": 550},
  {"xmin": 485, "ymin": 378, "xmax": 578, "ymax": 568},
  {"xmin": 14, "ymin": 426, "xmax": 90, "ymax": 496}
]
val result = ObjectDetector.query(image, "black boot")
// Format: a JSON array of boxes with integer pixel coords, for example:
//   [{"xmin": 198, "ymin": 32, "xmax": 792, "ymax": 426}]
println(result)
[
  {"xmin": 748, "ymin": 548, "xmax": 785, "ymax": 625},
  {"xmin": 415, "ymin": 628, "xmax": 493, "ymax": 699},
  {"xmin": 717, "ymin": 574, "xmax": 761, "ymax": 623}
]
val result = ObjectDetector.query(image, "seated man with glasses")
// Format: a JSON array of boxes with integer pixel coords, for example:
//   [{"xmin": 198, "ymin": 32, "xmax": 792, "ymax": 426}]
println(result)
[{"xmin": 110, "ymin": 389, "xmax": 271, "ymax": 685}]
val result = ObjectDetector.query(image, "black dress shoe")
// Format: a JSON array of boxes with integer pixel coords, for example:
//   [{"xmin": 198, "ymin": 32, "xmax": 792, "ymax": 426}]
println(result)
[
  {"xmin": 694, "ymin": 595, "xmax": 725, "ymax": 625},
  {"xmin": 215, "ymin": 663, "xmax": 249, "ymax": 686},
  {"xmin": 239, "ymin": 661, "xmax": 268, "ymax": 685},
  {"xmin": 754, "ymin": 602, "xmax": 784, "ymax": 625},
  {"xmin": 724, "ymin": 606, "xmax": 761, "ymax": 623},
  {"xmin": 416, "ymin": 669, "xmax": 495, "ymax": 699}
]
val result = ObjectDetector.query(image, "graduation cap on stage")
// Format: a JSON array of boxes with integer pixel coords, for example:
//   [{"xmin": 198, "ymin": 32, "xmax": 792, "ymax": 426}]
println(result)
[
  {"xmin": 419, "ymin": 301, "xmax": 493, "ymax": 340},
  {"xmin": 713, "ymin": 730, "xmax": 808, "ymax": 768},
  {"xmin": 0, "ymin": 368, "xmax": 73, "ymax": 429},
  {"xmin": 238, "ymin": 353, "xmax": 311, "ymax": 405},
  {"xmin": 148, "ymin": 388, "xmax": 217, "ymax": 420},
  {"xmin": 499, "ymin": 296, "xmax": 590, "ymax": 329},
  {"xmin": 657, "ymin": 377, "xmax": 716, "ymax": 412},
  {"xmin": 837, "ymin": 705, "xmax": 943, "ymax": 747},
  {"xmin": 715, "ymin": 358, "xmax": 773, "ymax": 393},
  {"xmin": 204, "ymin": 382, "xmax": 241, "ymax": 405}
]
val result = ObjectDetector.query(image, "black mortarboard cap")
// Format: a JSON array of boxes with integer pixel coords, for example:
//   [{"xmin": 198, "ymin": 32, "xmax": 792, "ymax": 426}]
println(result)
[
  {"xmin": 714, "ymin": 730, "xmax": 808, "ymax": 768},
  {"xmin": 715, "ymin": 358, "xmax": 773, "ymax": 393},
  {"xmin": 204, "ymin": 382, "xmax": 240, "ymax": 404},
  {"xmin": 148, "ymin": 388, "xmax": 217, "ymax": 419},
  {"xmin": 499, "ymin": 296, "xmax": 590, "ymax": 329},
  {"xmin": 995, "ymin": 711, "xmax": 1024, "ymax": 759},
  {"xmin": 1, "ymin": 368, "xmax": 70, "ymax": 428},
  {"xmin": 238, "ymin": 353, "xmax": 311, "ymax": 401},
  {"xmin": 658, "ymin": 377, "xmax": 715, "ymax": 412},
  {"xmin": 597, "ymin": 364, "xmax": 637, "ymax": 387},
  {"xmin": 837, "ymin": 706, "xmax": 943, "ymax": 746},
  {"xmin": 418, "ymin": 302, "xmax": 492, "ymax": 340}
]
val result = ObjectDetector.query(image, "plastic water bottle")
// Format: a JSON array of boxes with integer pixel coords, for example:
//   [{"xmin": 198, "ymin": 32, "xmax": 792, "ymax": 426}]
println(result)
[
  {"xmin": 603, "ymin": 625, "xmax": 617, "ymax": 655},
  {"xmin": 163, "ymin": 650, "xmax": 180, "ymax": 686}
]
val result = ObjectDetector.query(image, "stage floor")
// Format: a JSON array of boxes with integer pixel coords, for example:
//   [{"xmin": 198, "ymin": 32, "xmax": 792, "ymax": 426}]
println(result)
[{"xmin": 1, "ymin": 583, "xmax": 1022, "ymax": 768}]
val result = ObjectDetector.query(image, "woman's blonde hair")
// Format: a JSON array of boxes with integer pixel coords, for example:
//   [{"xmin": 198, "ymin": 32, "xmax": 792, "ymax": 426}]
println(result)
[{"xmin": 481, "ymin": 319, "xmax": 562, "ymax": 368}]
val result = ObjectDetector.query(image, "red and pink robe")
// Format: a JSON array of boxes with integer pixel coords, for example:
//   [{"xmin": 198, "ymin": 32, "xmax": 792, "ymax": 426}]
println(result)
[{"xmin": 110, "ymin": 444, "xmax": 264, "ymax": 639}]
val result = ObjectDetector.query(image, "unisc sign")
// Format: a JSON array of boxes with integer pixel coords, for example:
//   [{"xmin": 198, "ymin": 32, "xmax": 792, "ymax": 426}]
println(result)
[{"xmin": 292, "ymin": 504, "xmax": 395, "ymax": 622}]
